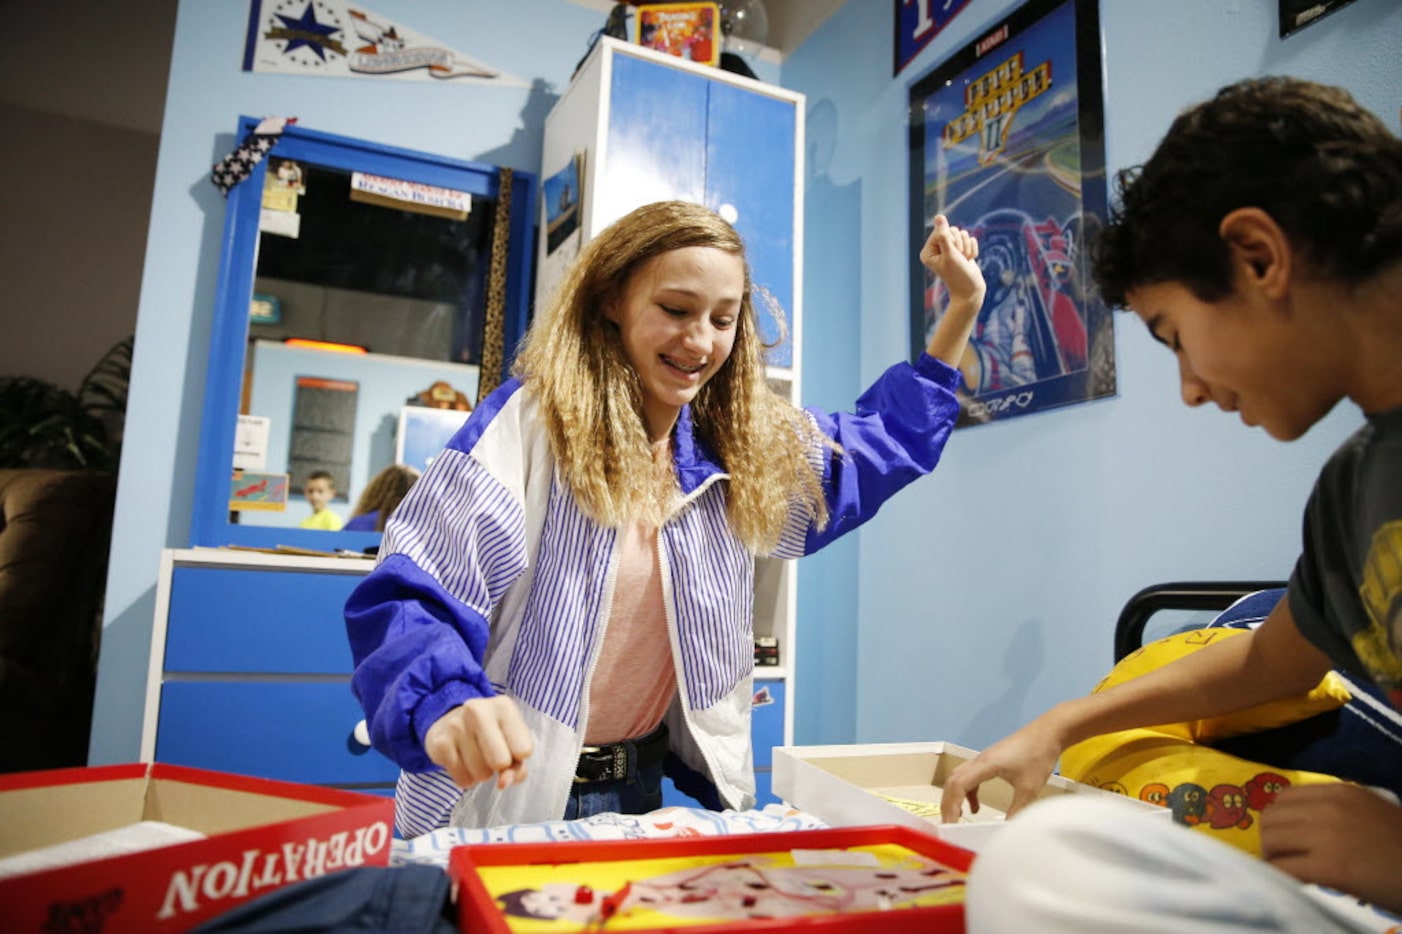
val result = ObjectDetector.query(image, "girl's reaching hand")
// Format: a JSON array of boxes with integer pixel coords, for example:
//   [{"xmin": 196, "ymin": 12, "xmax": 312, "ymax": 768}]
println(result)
[
  {"xmin": 425, "ymin": 694, "xmax": 536, "ymax": 791},
  {"xmin": 921, "ymin": 214, "xmax": 986, "ymax": 305},
  {"xmin": 922, "ymin": 214, "xmax": 986, "ymax": 366}
]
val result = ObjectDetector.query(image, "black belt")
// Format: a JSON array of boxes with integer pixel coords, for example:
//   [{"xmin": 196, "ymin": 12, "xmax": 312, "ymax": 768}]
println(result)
[{"xmin": 574, "ymin": 722, "xmax": 669, "ymax": 784}]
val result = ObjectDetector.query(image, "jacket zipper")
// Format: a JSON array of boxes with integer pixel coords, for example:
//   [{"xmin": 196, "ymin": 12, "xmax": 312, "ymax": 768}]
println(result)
[
  {"xmin": 556, "ymin": 525, "xmax": 622, "ymax": 809},
  {"xmin": 557, "ymin": 470, "xmax": 731, "ymax": 811},
  {"xmin": 656, "ymin": 501, "xmax": 727, "ymax": 802}
]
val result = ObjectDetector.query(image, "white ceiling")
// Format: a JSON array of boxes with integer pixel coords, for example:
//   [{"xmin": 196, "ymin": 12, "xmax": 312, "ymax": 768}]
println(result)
[
  {"xmin": 0, "ymin": 1, "xmax": 842, "ymax": 137},
  {"xmin": 762, "ymin": 0, "xmax": 847, "ymax": 57}
]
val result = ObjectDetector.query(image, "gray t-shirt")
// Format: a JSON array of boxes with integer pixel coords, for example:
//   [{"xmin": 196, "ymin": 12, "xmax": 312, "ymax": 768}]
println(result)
[{"xmin": 1289, "ymin": 405, "xmax": 1402, "ymax": 710}]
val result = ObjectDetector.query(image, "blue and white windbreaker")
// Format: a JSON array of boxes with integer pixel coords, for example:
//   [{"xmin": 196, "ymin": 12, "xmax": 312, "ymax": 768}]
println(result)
[{"xmin": 346, "ymin": 353, "xmax": 962, "ymax": 835}]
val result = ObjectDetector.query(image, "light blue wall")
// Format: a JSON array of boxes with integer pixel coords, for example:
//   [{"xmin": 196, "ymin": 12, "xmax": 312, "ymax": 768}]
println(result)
[
  {"xmin": 785, "ymin": 0, "xmax": 1402, "ymax": 748},
  {"xmin": 243, "ymin": 341, "xmax": 477, "ymax": 528}
]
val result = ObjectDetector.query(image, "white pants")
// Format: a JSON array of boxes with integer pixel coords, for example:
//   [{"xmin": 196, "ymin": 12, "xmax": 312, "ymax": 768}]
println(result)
[{"xmin": 966, "ymin": 795, "xmax": 1390, "ymax": 933}]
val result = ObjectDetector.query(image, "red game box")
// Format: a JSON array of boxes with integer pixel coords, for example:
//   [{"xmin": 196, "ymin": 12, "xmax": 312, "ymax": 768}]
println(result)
[
  {"xmin": 452, "ymin": 824, "xmax": 975, "ymax": 933},
  {"xmin": 0, "ymin": 762, "xmax": 394, "ymax": 932}
]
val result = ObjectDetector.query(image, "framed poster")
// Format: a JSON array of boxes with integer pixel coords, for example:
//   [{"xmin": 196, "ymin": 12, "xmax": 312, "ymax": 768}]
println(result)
[
  {"xmin": 288, "ymin": 376, "xmax": 358, "ymax": 494},
  {"xmin": 1279, "ymin": 0, "xmax": 1360, "ymax": 37},
  {"xmin": 396, "ymin": 405, "xmax": 471, "ymax": 472},
  {"xmin": 909, "ymin": 0, "xmax": 1115, "ymax": 428},
  {"xmin": 895, "ymin": 0, "xmax": 974, "ymax": 76},
  {"xmin": 229, "ymin": 471, "xmax": 289, "ymax": 512}
]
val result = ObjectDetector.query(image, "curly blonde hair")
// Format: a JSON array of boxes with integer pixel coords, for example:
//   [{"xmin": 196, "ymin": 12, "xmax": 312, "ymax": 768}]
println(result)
[
  {"xmin": 512, "ymin": 201, "xmax": 832, "ymax": 553},
  {"xmin": 350, "ymin": 464, "xmax": 420, "ymax": 532}
]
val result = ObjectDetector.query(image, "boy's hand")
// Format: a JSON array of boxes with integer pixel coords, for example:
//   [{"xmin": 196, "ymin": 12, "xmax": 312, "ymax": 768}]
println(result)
[
  {"xmin": 939, "ymin": 724, "xmax": 1062, "ymax": 824},
  {"xmin": 921, "ymin": 214, "xmax": 986, "ymax": 305},
  {"xmin": 1261, "ymin": 783, "xmax": 1402, "ymax": 914},
  {"xmin": 425, "ymin": 695, "xmax": 536, "ymax": 791}
]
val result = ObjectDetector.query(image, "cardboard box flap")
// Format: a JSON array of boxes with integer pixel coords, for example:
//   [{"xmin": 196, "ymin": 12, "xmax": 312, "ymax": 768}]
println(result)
[
  {"xmin": 145, "ymin": 775, "xmax": 334, "ymax": 835},
  {"xmin": 0, "ymin": 774, "xmax": 150, "ymax": 857},
  {"xmin": 0, "ymin": 763, "xmax": 347, "ymax": 856}
]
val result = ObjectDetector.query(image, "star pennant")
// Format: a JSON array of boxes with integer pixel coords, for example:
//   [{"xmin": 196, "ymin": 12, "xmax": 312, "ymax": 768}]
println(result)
[{"xmin": 243, "ymin": 0, "xmax": 525, "ymax": 85}]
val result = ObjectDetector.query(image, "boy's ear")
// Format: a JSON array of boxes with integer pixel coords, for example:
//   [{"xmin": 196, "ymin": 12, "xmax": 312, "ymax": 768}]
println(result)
[{"xmin": 1219, "ymin": 207, "xmax": 1291, "ymax": 299}]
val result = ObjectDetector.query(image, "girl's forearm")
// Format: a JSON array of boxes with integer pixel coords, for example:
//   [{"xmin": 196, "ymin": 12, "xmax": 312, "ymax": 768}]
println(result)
[{"xmin": 925, "ymin": 295, "xmax": 982, "ymax": 365}]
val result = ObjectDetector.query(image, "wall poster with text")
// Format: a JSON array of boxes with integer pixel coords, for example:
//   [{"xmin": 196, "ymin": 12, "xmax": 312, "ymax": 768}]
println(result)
[{"xmin": 909, "ymin": 0, "xmax": 1115, "ymax": 428}]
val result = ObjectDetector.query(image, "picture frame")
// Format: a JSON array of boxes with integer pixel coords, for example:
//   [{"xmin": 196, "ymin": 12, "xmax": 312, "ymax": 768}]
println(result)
[
  {"xmin": 908, "ymin": 0, "xmax": 1115, "ymax": 428},
  {"xmin": 395, "ymin": 405, "xmax": 471, "ymax": 473},
  {"xmin": 249, "ymin": 292, "xmax": 282, "ymax": 325},
  {"xmin": 229, "ymin": 471, "xmax": 289, "ymax": 512},
  {"xmin": 894, "ymin": 0, "xmax": 975, "ymax": 76},
  {"xmin": 288, "ymin": 375, "xmax": 358, "ymax": 495},
  {"xmin": 1278, "ymin": 0, "xmax": 1360, "ymax": 37}
]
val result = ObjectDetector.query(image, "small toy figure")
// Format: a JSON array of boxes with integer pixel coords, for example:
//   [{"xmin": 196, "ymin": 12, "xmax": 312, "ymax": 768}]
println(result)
[{"xmin": 413, "ymin": 380, "xmax": 471, "ymax": 411}]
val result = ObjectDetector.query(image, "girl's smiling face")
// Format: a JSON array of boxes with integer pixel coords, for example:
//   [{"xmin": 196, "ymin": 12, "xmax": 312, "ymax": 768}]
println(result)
[{"xmin": 607, "ymin": 246, "xmax": 744, "ymax": 441}]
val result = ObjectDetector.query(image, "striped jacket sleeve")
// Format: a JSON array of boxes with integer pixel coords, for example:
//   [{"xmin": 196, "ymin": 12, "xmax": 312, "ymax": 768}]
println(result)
[
  {"xmin": 781, "ymin": 353, "xmax": 962, "ymax": 558},
  {"xmin": 345, "ymin": 442, "xmax": 530, "ymax": 773}
]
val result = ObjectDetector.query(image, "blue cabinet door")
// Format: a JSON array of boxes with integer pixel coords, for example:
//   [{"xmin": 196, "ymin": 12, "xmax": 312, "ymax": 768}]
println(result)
[
  {"xmin": 751, "ymin": 679, "xmax": 786, "ymax": 768},
  {"xmin": 607, "ymin": 52, "xmax": 796, "ymax": 369},
  {"xmin": 156, "ymin": 681, "xmax": 399, "ymax": 787},
  {"xmin": 754, "ymin": 767, "xmax": 778, "ymax": 808},
  {"xmin": 165, "ymin": 568, "xmax": 363, "ymax": 674},
  {"xmin": 606, "ymin": 55, "xmax": 709, "ymax": 221},
  {"xmin": 706, "ymin": 82, "xmax": 796, "ymax": 368}
]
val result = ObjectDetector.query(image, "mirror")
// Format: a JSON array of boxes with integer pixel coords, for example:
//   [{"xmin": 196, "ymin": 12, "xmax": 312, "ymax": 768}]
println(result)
[{"xmin": 192, "ymin": 119, "xmax": 537, "ymax": 551}]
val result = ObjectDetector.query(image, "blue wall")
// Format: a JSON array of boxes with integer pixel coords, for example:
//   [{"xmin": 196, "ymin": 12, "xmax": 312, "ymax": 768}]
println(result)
[{"xmin": 785, "ymin": 0, "xmax": 1402, "ymax": 749}]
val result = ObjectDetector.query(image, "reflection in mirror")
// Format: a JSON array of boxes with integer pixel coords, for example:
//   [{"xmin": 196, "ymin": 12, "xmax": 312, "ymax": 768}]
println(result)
[
  {"xmin": 192, "ymin": 119, "xmax": 536, "ymax": 551},
  {"xmin": 238, "ymin": 159, "xmax": 489, "ymax": 532}
]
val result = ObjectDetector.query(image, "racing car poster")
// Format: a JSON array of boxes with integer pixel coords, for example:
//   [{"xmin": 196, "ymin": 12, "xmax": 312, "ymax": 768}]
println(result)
[{"xmin": 909, "ymin": 0, "xmax": 1115, "ymax": 428}]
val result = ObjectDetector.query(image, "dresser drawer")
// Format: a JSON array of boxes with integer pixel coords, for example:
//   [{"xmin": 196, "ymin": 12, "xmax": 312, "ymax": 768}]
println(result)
[
  {"xmin": 155, "ymin": 681, "xmax": 398, "ymax": 786},
  {"xmin": 165, "ymin": 567, "xmax": 365, "ymax": 673}
]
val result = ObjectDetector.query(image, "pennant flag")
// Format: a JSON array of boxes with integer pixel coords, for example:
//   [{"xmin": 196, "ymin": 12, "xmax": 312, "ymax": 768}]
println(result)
[{"xmin": 243, "ymin": 0, "xmax": 527, "ymax": 86}]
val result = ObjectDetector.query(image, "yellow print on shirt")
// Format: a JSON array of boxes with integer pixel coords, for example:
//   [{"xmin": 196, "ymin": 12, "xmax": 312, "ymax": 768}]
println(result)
[{"xmin": 1356, "ymin": 519, "xmax": 1402, "ymax": 694}]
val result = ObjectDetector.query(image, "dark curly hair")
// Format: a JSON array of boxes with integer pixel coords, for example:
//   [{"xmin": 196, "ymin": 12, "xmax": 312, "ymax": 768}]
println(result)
[{"xmin": 1092, "ymin": 76, "xmax": 1402, "ymax": 308}]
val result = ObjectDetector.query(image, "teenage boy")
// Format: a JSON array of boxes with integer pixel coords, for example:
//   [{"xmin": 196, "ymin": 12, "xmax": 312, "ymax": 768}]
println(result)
[{"xmin": 939, "ymin": 76, "xmax": 1402, "ymax": 932}]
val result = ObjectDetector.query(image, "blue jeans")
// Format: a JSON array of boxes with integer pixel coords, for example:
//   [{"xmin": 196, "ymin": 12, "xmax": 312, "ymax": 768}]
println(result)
[{"xmin": 564, "ymin": 760, "xmax": 665, "ymax": 819}]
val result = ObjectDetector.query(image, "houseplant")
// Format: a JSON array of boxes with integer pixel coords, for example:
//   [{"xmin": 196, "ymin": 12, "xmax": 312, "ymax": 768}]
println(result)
[{"xmin": 0, "ymin": 336, "xmax": 131, "ymax": 471}]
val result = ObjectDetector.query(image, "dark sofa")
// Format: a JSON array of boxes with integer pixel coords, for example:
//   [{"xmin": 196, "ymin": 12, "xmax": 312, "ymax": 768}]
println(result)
[{"xmin": 0, "ymin": 469, "xmax": 116, "ymax": 772}]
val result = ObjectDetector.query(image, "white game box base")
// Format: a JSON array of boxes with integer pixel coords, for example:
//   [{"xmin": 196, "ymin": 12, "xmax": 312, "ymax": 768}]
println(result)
[{"xmin": 773, "ymin": 740, "xmax": 1164, "ymax": 852}]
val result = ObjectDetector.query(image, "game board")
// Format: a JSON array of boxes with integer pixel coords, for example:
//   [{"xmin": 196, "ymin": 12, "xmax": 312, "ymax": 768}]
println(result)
[{"xmin": 451, "ymin": 825, "xmax": 973, "ymax": 933}]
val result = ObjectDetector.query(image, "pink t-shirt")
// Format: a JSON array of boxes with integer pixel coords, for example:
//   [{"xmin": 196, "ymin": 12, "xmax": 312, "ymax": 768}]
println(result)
[{"xmin": 584, "ymin": 519, "xmax": 677, "ymax": 745}]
